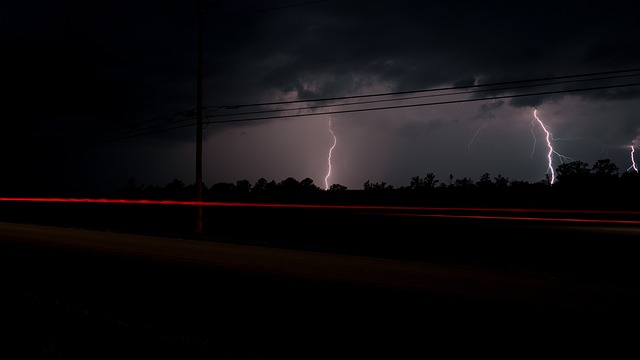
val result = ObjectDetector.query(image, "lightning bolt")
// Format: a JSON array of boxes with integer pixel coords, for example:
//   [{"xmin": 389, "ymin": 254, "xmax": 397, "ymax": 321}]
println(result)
[
  {"xmin": 533, "ymin": 108, "xmax": 572, "ymax": 185},
  {"xmin": 628, "ymin": 145, "xmax": 638, "ymax": 173},
  {"xmin": 324, "ymin": 118, "xmax": 337, "ymax": 190},
  {"xmin": 531, "ymin": 108, "xmax": 573, "ymax": 184}
]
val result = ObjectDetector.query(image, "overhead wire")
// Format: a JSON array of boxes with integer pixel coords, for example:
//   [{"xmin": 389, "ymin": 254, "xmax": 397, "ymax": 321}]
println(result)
[
  {"xmin": 206, "ymin": 81, "xmax": 640, "ymax": 124},
  {"xmin": 205, "ymin": 72, "xmax": 640, "ymax": 120},
  {"xmin": 209, "ymin": 67, "xmax": 640, "ymax": 109},
  {"xmin": 66, "ymin": 109, "xmax": 197, "ymax": 148},
  {"xmin": 67, "ymin": 0, "xmax": 339, "ymax": 148},
  {"xmin": 210, "ymin": 0, "xmax": 333, "ymax": 19},
  {"xmin": 70, "ymin": 68, "xmax": 640, "ymax": 147}
]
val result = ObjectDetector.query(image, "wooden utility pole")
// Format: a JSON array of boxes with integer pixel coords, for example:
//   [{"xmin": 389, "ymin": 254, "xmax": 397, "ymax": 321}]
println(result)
[{"xmin": 195, "ymin": 0, "xmax": 204, "ymax": 233}]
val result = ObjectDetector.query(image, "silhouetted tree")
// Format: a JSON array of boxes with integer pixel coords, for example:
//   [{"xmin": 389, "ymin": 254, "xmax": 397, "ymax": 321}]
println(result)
[
  {"xmin": 328, "ymin": 183, "xmax": 348, "ymax": 191},
  {"xmin": 454, "ymin": 177, "xmax": 475, "ymax": 188},
  {"xmin": 188, "ymin": 182, "xmax": 203, "ymax": 198},
  {"xmin": 235, "ymin": 179, "xmax": 252, "ymax": 193},
  {"xmin": 476, "ymin": 173, "xmax": 493, "ymax": 190},
  {"xmin": 142, "ymin": 184, "xmax": 163, "ymax": 199},
  {"xmin": 588, "ymin": 158, "xmax": 620, "ymax": 194},
  {"xmin": 424, "ymin": 173, "xmax": 439, "ymax": 188},
  {"xmin": 253, "ymin": 178, "xmax": 276, "ymax": 193},
  {"xmin": 591, "ymin": 159, "xmax": 619, "ymax": 178},
  {"xmin": 278, "ymin": 177, "xmax": 300, "ymax": 192},
  {"xmin": 299, "ymin": 177, "xmax": 320, "ymax": 192},
  {"xmin": 363, "ymin": 180, "xmax": 393, "ymax": 191},
  {"xmin": 494, "ymin": 174, "xmax": 509, "ymax": 189},
  {"xmin": 620, "ymin": 170, "xmax": 640, "ymax": 190},
  {"xmin": 164, "ymin": 178, "xmax": 188, "ymax": 199},
  {"xmin": 110, "ymin": 155, "xmax": 638, "ymax": 208},
  {"xmin": 410, "ymin": 172, "xmax": 439, "ymax": 190},
  {"xmin": 119, "ymin": 178, "xmax": 144, "ymax": 198},
  {"xmin": 409, "ymin": 176, "xmax": 422, "ymax": 190},
  {"xmin": 556, "ymin": 160, "xmax": 590, "ymax": 186},
  {"xmin": 210, "ymin": 182, "xmax": 235, "ymax": 194}
]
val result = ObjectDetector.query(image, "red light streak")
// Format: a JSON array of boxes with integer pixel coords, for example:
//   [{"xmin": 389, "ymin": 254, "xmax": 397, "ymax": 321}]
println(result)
[
  {"xmin": 1, "ymin": 197, "xmax": 640, "ymax": 216},
  {"xmin": 383, "ymin": 213, "xmax": 640, "ymax": 225},
  {"xmin": 2, "ymin": 197, "xmax": 639, "ymax": 227}
]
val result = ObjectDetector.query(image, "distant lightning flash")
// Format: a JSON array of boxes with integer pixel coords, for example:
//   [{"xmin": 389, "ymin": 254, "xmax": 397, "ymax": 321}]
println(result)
[
  {"xmin": 324, "ymin": 118, "xmax": 337, "ymax": 190},
  {"xmin": 468, "ymin": 99, "xmax": 495, "ymax": 154},
  {"xmin": 467, "ymin": 126, "xmax": 484, "ymax": 154},
  {"xmin": 628, "ymin": 145, "xmax": 638, "ymax": 172},
  {"xmin": 530, "ymin": 118, "xmax": 537, "ymax": 161}
]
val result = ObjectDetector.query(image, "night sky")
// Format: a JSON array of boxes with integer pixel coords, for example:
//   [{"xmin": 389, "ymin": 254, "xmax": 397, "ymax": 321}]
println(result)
[{"xmin": 3, "ymin": 0, "xmax": 640, "ymax": 195}]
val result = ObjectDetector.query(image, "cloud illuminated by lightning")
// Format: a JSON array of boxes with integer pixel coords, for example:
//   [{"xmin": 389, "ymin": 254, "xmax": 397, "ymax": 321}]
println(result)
[{"xmin": 324, "ymin": 118, "xmax": 337, "ymax": 190}]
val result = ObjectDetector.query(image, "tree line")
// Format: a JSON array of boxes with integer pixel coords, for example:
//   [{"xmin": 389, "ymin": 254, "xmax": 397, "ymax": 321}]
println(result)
[{"xmin": 114, "ymin": 158, "xmax": 639, "ymax": 209}]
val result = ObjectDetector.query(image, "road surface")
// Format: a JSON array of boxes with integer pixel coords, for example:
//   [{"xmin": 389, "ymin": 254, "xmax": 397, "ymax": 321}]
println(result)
[{"xmin": 1, "ymin": 220, "xmax": 639, "ymax": 358}]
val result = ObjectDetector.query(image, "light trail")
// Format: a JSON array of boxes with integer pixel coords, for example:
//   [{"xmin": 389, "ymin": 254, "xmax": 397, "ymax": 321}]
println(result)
[
  {"xmin": 324, "ymin": 118, "xmax": 337, "ymax": 190},
  {"xmin": 382, "ymin": 213, "xmax": 640, "ymax": 225},
  {"xmin": 2, "ymin": 197, "xmax": 640, "ymax": 216},
  {"xmin": 3, "ymin": 197, "xmax": 640, "ymax": 228}
]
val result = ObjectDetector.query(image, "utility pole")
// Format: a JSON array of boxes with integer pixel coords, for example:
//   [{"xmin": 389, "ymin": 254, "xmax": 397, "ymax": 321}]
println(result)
[{"xmin": 195, "ymin": 0, "xmax": 205, "ymax": 233}]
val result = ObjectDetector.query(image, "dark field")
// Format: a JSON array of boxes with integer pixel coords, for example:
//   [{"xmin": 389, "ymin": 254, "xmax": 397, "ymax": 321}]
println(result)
[{"xmin": 1, "ymin": 201, "xmax": 639, "ymax": 358}]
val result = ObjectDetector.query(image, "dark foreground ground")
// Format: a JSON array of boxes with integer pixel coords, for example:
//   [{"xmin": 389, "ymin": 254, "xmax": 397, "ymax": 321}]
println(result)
[{"xmin": 1, "ymin": 202, "xmax": 640, "ymax": 358}]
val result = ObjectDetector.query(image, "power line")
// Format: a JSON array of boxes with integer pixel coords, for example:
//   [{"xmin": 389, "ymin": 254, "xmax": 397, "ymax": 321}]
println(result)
[
  {"xmin": 205, "ymin": 72, "xmax": 640, "ymax": 119},
  {"xmin": 206, "ymin": 81, "xmax": 640, "ymax": 124},
  {"xmin": 211, "ymin": 0, "xmax": 333, "ymax": 19},
  {"xmin": 209, "ymin": 67, "xmax": 640, "ymax": 109},
  {"xmin": 66, "ymin": 109, "xmax": 197, "ymax": 148},
  {"xmin": 67, "ymin": 70, "xmax": 640, "ymax": 145},
  {"xmin": 72, "ymin": 77, "xmax": 640, "ymax": 146},
  {"xmin": 72, "ymin": 122, "xmax": 198, "ymax": 147}
]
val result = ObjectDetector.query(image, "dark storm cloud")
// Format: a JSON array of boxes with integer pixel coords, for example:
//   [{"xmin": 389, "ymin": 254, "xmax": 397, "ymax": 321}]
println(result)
[
  {"xmin": 191, "ymin": 0, "xmax": 640, "ymax": 132},
  {"xmin": 3, "ymin": 1, "xmax": 195, "ymax": 157},
  {"xmin": 475, "ymin": 100, "xmax": 505, "ymax": 120},
  {"xmin": 2, "ymin": 0, "xmax": 201, "ymax": 192},
  {"xmin": 3, "ymin": 0, "xmax": 640, "ymax": 194},
  {"xmin": 8, "ymin": 0, "xmax": 638, "ymax": 129}
]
